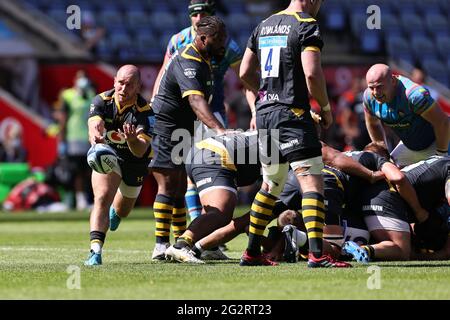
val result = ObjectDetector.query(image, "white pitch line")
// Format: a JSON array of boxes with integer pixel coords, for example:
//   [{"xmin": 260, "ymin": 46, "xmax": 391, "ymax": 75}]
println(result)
[{"xmin": 0, "ymin": 246, "xmax": 147, "ymax": 254}]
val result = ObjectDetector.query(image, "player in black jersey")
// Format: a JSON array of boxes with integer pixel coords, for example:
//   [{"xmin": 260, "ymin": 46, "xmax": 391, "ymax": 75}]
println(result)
[
  {"xmin": 148, "ymin": 16, "xmax": 229, "ymax": 260},
  {"xmin": 165, "ymin": 131, "xmax": 261, "ymax": 263},
  {"xmin": 238, "ymin": 0, "xmax": 347, "ymax": 267},
  {"xmin": 85, "ymin": 65, "xmax": 154, "ymax": 265},
  {"xmin": 165, "ymin": 141, "xmax": 384, "ymax": 263},
  {"xmin": 345, "ymin": 156, "xmax": 450, "ymax": 262}
]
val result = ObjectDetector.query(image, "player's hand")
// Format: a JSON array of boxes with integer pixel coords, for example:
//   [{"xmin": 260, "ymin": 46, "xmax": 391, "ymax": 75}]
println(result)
[
  {"xmin": 215, "ymin": 127, "xmax": 227, "ymax": 135},
  {"xmin": 320, "ymin": 109, "xmax": 333, "ymax": 130},
  {"xmin": 92, "ymin": 135, "xmax": 105, "ymax": 144},
  {"xmin": 415, "ymin": 208, "xmax": 430, "ymax": 224},
  {"xmin": 120, "ymin": 123, "xmax": 143, "ymax": 142},
  {"xmin": 249, "ymin": 116, "xmax": 257, "ymax": 131},
  {"xmin": 370, "ymin": 170, "xmax": 385, "ymax": 184}
]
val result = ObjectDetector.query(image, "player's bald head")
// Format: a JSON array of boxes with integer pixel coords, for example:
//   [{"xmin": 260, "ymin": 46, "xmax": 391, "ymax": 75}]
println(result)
[
  {"xmin": 116, "ymin": 64, "xmax": 141, "ymax": 83},
  {"xmin": 366, "ymin": 64, "xmax": 392, "ymax": 84}
]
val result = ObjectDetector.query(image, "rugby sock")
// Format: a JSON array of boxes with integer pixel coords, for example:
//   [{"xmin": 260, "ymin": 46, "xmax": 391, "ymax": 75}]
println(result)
[
  {"xmin": 172, "ymin": 198, "xmax": 187, "ymax": 241},
  {"xmin": 153, "ymin": 194, "xmax": 173, "ymax": 244},
  {"xmin": 362, "ymin": 245, "xmax": 375, "ymax": 259},
  {"xmin": 301, "ymin": 192, "xmax": 326, "ymax": 259},
  {"xmin": 192, "ymin": 241, "xmax": 204, "ymax": 258},
  {"xmin": 174, "ymin": 235, "xmax": 193, "ymax": 250},
  {"xmin": 247, "ymin": 189, "xmax": 277, "ymax": 256},
  {"xmin": 90, "ymin": 231, "xmax": 105, "ymax": 254},
  {"xmin": 185, "ymin": 186, "xmax": 202, "ymax": 221}
]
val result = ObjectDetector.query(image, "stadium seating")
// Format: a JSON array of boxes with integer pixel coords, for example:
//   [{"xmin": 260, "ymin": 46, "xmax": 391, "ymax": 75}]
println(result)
[{"xmin": 14, "ymin": 0, "xmax": 450, "ymax": 89}]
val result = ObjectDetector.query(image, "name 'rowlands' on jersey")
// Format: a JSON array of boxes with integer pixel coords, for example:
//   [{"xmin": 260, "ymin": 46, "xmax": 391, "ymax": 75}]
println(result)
[{"xmin": 248, "ymin": 11, "xmax": 323, "ymax": 114}]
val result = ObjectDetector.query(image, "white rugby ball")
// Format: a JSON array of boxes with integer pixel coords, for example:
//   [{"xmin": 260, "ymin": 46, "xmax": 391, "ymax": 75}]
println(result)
[{"xmin": 87, "ymin": 143, "xmax": 118, "ymax": 174}]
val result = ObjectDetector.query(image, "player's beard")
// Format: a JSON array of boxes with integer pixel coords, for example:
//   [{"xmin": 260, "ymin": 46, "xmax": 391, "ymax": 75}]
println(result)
[{"xmin": 207, "ymin": 44, "xmax": 225, "ymax": 62}]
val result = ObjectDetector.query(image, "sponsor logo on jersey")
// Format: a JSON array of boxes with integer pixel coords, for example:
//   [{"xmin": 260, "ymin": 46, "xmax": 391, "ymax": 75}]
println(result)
[
  {"xmin": 106, "ymin": 130, "xmax": 126, "ymax": 144},
  {"xmin": 197, "ymin": 177, "xmax": 212, "ymax": 187},
  {"xmin": 362, "ymin": 205, "xmax": 383, "ymax": 212},
  {"xmin": 280, "ymin": 139, "xmax": 299, "ymax": 150},
  {"xmin": 184, "ymin": 68, "xmax": 197, "ymax": 78},
  {"xmin": 259, "ymin": 36, "xmax": 288, "ymax": 48}
]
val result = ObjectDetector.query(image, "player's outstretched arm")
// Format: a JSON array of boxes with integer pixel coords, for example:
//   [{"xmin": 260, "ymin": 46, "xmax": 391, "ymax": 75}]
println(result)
[
  {"xmin": 188, "ymin": 94, "xmax": 225, "ymax": 135},
  {"xmin": 420, "ymin": 102, "xmax": 450, "ymax": 155},
  {"xmin": 381, "ymin": 161, "xmax": 429, "ymax": 223}
]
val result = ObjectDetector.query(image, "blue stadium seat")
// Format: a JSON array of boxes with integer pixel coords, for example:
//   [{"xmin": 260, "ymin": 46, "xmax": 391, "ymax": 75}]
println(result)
[
  {"xmin": 324, "ymin": 4, "xmax": 346, "ymax": 31},
  {"xmin": 360, "ymin": 30, "xmax": 382, "ymax": 54},
  {"xmin": 436, "ymin": 35, "xmax": 450, "ymax": 60},
  {"xmin": 391, "ymin": 0, "xmax": 417, "ymax": 14},
  {"xmin": 400, "ymin": 13, "xmax": 426, "ymax": 38},
  {"xmin": 386, "ymin": 35, "xmax": 415, "ymax": 65},
  {"xmin": 414, "ymin": 0, "xmax": 443, "ymax": 15},
  {"xmin": 411, "ymin": 36, "xmax": 438, "ymax": 61},
  {"xmin": 350, "ymin": 14, "xmax": 367, "ymax": 38},
  {"xmin": 425, "ymin": 13, "xmax": 449, "ymax": 38},
  {"xmin": 223, "ymin": 0, "xmax": 247, "ymax": 14},
  {"xmin": 152, "ymin": 0, "xmax": 173, "ymax": 14},
  {"xmin": 46, "ymin": 9, "xmax": 68, "ymax": 26},
  {"xmin": 148, "ymin": 12, "xmax": 177, "ymax": 32},
  {"xmin": 226, "ymin": 13, "xmax": 253, "ymax": 39},
  {"xmin": 422, "ymin": 59, "xmax": 449, "ymax": 88},
  {"xmin": 98, "ymin": 9, "xmax": 124, "ymax": 28},
  {"xmin": 109, "ymin": 31, "xmax": 132, "ymax": 50},
  {"xmin": 125, "ymin": 11, "xmax": 151, "ymax": 29},
  {"xmin": 380, "ymin": 13, "xmax": 403, "ymax": 37}
]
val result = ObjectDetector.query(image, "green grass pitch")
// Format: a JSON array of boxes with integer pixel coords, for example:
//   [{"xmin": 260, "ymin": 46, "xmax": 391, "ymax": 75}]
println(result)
[{"xmin": 1, "ymin": 208, "xmax": 450, "ymax": 300}]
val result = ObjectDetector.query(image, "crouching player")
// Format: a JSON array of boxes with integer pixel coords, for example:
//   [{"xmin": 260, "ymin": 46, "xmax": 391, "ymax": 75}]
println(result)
[
  {"xmin": 345, "ymin": 155, "xmax": 450, "ymax": 262},
  {"xmin": 85, "ymin": 65, "xmax": 154, "ymax": 266},
  {"xmin": 165, "ymin": 130, "xmax": 262, "ymax": 263}
]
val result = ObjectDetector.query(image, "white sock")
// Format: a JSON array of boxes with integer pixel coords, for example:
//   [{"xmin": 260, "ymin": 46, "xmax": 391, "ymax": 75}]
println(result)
[
  {"xmin": 194, "ymin": 241, "xmax": 204, "ymax": 253},
  {"xmin": 156, "ymin": 243, "xmax": 168, "ymax": 251},
  {"xmin": 90, "ymin": 241, "xmax": 103, "ymax": 254}
]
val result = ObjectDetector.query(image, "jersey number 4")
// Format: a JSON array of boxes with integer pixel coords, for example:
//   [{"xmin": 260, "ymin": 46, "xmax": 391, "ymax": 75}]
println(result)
[{"xmin": 261, "ymin": 47, "xmax": 281, "ymax": 79}]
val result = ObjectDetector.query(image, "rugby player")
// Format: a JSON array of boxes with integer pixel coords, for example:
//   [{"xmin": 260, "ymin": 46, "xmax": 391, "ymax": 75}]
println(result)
[
  {"xmin": 151, "ymin": 0, "xmax": 257, "ymax": 223},
  {"xmin": 345, "ymin": 156, "xmax": 450, "ymax": 262},
  {"xmin": 364, "ymin": 64, "xmax": 449, "ymax": 167},
  {"xmin": 239, "ymin": 0, "xmax": 348, "ymax": 267},
  {"xmin": 85, "ymin": 65, "xmax": 154, "ymax": 265},
  {"xmin": 148, "ymin": 16, "xmax": 228, "ymax": 260}
]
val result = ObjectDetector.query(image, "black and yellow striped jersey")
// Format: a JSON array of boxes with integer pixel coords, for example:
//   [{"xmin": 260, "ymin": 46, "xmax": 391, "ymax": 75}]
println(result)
[
  {"xmin": 88, "ymin": 89, "xmax": 154, "ymax": 163},
  {"xmin": 152, "ymin": 44, "xmax": 213, "ymax": 138}
]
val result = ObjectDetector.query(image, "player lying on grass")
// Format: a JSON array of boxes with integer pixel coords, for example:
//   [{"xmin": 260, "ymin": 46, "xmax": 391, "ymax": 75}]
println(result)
[
  {"xmin": 344, "ymin": 155, "xmax": 450, "ymax": 262},
  {"xmin": 164, "ymin": 137, "xmax": 387, "ymax": 264},
  {"xmin": 167, "ymin": 141, "xmax": 432, "ymax": 264}
]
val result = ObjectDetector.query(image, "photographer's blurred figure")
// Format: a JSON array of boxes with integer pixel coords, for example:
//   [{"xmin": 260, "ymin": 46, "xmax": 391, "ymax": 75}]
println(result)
[{"xmin": 53, "ymin": 70, "xmax": 96, "ymax": 210}]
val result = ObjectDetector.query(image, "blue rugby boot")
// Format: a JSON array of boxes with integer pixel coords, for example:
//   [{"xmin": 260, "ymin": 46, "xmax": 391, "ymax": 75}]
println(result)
[
  {"xmin": 109, "ymin": 207, "xmax": 121, "ymax": 231},
  {"xmin": 342, "ymin": 241, "xmax": 370, "ymax": 264},
  {"xmin": 84, "ymin": 250, "xmax": 102, "ymax": 266}
]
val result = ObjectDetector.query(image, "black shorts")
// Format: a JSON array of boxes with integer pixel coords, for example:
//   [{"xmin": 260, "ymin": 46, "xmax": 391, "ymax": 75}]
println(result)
[
  {"xmin": 256, "ymin": 105, "xmax": 321, "ymax": 164},
  {"xmin": 148, "ymin": 134, "xmax": 190, "ymax": 169},
  {"xmin": 118, "ymin": 159, "xmax": 149, "ymax": 187},
  {"xmin": 186, "ymin": 162, "xmax": 237, "ymax": 196},
  {"xmin": 361, "ymin": 189, "xmax": 411, "ymax": 222},
  {"xmin": 324, "ymin": 184, "xmax": 345, "ymax": 226}
]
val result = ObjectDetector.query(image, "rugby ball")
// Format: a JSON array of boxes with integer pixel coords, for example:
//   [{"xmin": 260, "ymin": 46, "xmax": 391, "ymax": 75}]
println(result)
[{"xmin": 87, "ymin": 143, "xmax": 118, "ymax": 174}]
